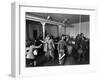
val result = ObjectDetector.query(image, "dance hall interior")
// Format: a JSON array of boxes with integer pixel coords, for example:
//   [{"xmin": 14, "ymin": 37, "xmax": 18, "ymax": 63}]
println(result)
[{"xmin": 25, "ymin": 12, "xmax": 89, "ymax": 67}]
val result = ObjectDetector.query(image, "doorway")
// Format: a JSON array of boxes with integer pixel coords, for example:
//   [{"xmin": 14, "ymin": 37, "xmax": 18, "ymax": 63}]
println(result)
[{"xmin": 33, "ymin": 30, "xmax": 37, "ymax": 40}]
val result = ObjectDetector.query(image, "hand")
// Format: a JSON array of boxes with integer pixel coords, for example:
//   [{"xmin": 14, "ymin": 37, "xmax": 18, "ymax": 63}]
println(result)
[
  {"xmin": 40, "ymin": 40, "xmax": 43, "ymax": 42},
  {"xmin": 40, "ymin": 40, "xmax": 46, "ymax": 43},
  {"xmin": 39, "ymin": 44, "xmax": 42, "ymax": 48}
]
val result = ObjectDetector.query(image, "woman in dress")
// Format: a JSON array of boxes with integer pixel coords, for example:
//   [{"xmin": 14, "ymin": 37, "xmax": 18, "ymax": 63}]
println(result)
[{"xmin": 40, "ymin": 34, "xmax": 55, "ymax": 61}]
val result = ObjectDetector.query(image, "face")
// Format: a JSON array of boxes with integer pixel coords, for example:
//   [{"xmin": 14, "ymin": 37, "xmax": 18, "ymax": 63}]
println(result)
[
  {"xmin": 48, "ymin": 36, "xmax": 50, "ymax": 40},
  {"xmin": 46, "ymin": 35, "xmax": 50, "ymax": 40},
  {"xmin": 66, "ymin": 37, "xmax": 69, "ymax": 41},
  {"xmin": 61, "ymin": 36, "xmax": 65, "ymax": 40}
]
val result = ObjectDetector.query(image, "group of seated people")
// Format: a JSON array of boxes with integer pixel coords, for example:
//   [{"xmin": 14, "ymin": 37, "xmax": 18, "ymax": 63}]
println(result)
[{"xmin": 26, "ymin": 33, "xmax": 89, "ymax": 67}]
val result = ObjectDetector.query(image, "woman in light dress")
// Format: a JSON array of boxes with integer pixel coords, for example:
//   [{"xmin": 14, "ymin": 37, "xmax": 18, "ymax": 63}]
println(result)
[{"xmin": 40, "ymin": 34, "xmax": 55, "ymax": 61}]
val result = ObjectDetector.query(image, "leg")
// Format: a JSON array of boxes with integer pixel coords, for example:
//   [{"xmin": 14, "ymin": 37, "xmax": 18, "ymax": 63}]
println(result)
[
  {"xmin": 58, "ymin": 53, "xmax": 64, "ymax": 65},
  {"xmin": 50, "ymin": 51, "xmax": 54, "ymax": 61},
  {"xmin": 45, "ymin": 52, "xmax": 50, "ymax": 61}
]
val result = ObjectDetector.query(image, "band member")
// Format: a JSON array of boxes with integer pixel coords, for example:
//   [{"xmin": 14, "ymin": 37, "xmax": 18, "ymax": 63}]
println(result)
[{"xmin": 57, "ymin": 35, "xmax": 67, "ymax": 65}]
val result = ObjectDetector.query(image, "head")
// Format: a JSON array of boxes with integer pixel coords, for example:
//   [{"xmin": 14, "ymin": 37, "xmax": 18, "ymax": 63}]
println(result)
[
  {"xmin": 80, "ymin": 33, "xmax": 85, "ymax": 40},
  {"xmin": 61, "ymin": 34, "xmax": 66, "ymax": 40},
  {"xmin": 26, "ymin": 40, "xmax": 34, "ymax": 47},
  {"xmin": 66, "ymin": 35, "xmax": 70, "ymax": 41},
  {"xmin": 46, "ymin": 34, "xmax": 50, "ymax": 40}
]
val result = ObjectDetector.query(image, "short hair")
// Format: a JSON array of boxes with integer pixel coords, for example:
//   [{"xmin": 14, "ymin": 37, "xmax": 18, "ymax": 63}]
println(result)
[
  {"xmin": 61, "ymin": 34, "xmax": 66, "ymax": 37},
  {"xmin": 26, "ymin": 40, "xmax": 35, "ymax": 47},
  {"xmin": 46, "ymin": 34, "xmax": 52, "ymax": 39}
]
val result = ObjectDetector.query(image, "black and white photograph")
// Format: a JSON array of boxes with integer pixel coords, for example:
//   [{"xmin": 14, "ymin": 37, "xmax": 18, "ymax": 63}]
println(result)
[{"xmin": 25, "ymin": 12, "xmax": 90, "ymax": 67}]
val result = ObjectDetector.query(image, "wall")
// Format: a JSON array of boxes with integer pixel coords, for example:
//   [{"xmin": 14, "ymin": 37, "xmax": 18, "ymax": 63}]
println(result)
[
  {"xmin": 45, "ymin": 24, "xmax": 58, "ymax": 37},
  {"xmin": 27, "ymin": 23, "xmax": 59, "ymax": 40},
  {"xmin": 26, "ymin": 21, "xmax": 42, "ymax": 40},
  {"xmin": 28, "ymin": 23, "xmax": 59, "ymax": 39},
  {"xmin": 65, "ymin": 21, "xmax": 89, "ymax": 38},
  {"xmin": 29, "ymin": 23, "xmax": 42, "ymax": 40},
  {"xmin": 28, "ymin": 21, "xmax": 89, "ymax": 39}
]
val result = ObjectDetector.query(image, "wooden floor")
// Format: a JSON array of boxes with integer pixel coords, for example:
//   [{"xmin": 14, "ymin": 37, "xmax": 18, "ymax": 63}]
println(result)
[{"xmin": 37, "ymin": 55, "xmax": 89, "ymax": 67}]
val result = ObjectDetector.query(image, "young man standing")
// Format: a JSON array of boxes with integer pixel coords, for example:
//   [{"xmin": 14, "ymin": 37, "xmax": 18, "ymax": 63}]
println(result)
[{"xmin": 57, "ymin": 35, "xmax": 67, "ymax": 65}]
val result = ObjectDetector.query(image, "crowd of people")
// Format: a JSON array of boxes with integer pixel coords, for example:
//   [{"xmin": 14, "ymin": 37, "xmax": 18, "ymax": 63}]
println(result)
[{"xmin": 26, "ymin": 33, "xmax": 89, "ymax": 67}]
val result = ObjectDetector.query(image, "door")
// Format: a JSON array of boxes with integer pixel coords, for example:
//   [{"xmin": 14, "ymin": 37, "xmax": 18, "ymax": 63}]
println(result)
[{"xmin": 33, "ymin": 30, "xmax": 37, "ymax": 40}]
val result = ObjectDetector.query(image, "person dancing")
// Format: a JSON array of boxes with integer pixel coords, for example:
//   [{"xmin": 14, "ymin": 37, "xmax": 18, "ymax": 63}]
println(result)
[
  {"xmin": 40, "ymin": 34, "xmax": 55, "ymax": 61},
  {"xmin": 57, "ymin": 35, "xmax": 67, "ymax": 65}
]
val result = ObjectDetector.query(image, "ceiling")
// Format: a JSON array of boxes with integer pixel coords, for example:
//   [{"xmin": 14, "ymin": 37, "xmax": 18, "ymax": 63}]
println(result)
[{"xmin": 26, "ymin": 12, "xmax": 89, "ymax": 24}]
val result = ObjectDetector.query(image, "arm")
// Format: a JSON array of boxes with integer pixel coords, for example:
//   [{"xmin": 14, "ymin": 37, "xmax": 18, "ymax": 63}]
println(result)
[
  {"xmin": 26, "ymin": 47, "xmax": 30, "ymax": 51},
  {"xmin": 32, "ymin": 44, "xmax": 42, "ymax": 49},
  {"xmin": 40, "ymin": 40, "xmax": 46, "ymax": 43},
  {"xmin": 57, "ymin": 42, "xmax": 60, "ymax": 53},
  {"xmin": 51, "ymin": 40, "xmax": 55, "ymax": 49},
  {"xmin": 26, "ymin": 47, "xmax": 30, "ymax": 56}
]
